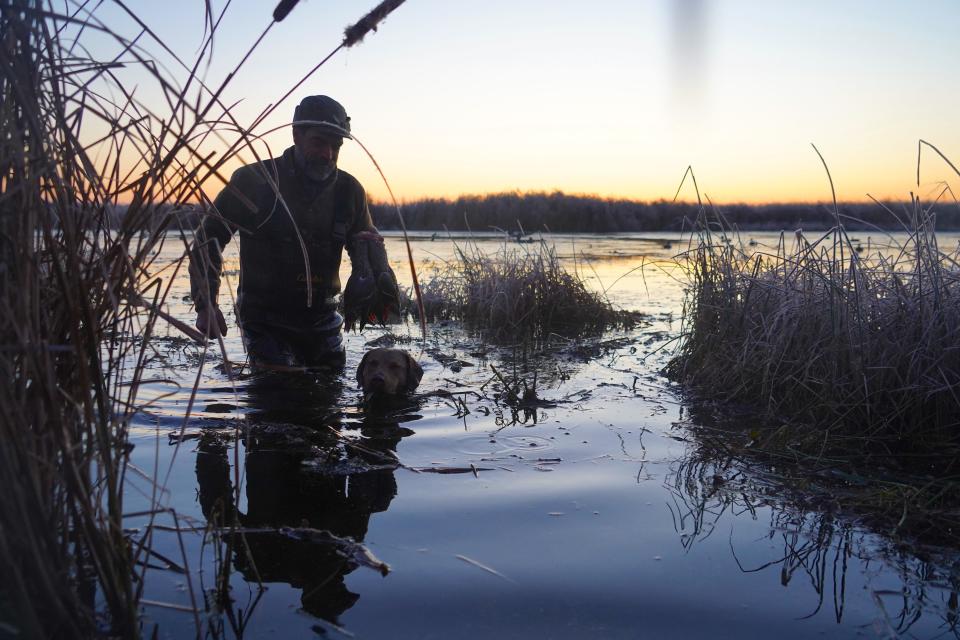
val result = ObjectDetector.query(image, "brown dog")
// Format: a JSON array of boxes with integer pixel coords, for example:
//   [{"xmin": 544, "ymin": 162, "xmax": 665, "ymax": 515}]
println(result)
[{"xmin": 356, "ymin": 348, "xmax": 423, "ymax": 397}]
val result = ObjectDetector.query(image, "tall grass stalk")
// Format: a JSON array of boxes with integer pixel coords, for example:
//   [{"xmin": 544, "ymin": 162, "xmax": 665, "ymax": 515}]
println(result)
[
  {"xmin": 667, "ymin": 195, "xmax": 960, "ymax": 467},
  {"xmin": 0, "ymin": 0, "xmax": 404, "ymax": 636}
]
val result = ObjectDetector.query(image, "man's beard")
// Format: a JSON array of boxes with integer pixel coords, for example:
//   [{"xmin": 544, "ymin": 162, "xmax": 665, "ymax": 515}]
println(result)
[
  {"xmin": 305, "ymin": 162, "xmax": 335, "ymax": 182},
  {"xmin": 294, "ymin": 147, "xmax": 336, "ymax": 182}
]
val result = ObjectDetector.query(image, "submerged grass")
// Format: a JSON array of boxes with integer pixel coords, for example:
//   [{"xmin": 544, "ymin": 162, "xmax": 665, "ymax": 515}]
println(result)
[
  {"xmin": 417, "ymin": 238, "xmax": 637, "ymax": 344},
  {"xmin": 667, "ymin": 187, "xmax": 960, "ymax": 472}
]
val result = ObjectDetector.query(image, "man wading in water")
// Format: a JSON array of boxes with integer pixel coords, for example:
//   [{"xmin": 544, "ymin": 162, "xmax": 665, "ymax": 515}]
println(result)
[{"xmin": 189, "ymin": 95, "xmax": 399, "ymax": 369}]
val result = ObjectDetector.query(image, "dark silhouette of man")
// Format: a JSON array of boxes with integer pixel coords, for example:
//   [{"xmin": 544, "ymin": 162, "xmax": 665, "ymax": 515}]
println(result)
[{"xmin": 189, "ymin": 95, "xmax": 396, "ymax": 368}]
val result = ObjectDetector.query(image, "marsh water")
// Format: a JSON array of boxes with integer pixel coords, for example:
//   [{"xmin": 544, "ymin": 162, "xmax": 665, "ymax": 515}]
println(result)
[{"xmin": 128, "ymin": 231, "xmax": 960, "ymax": 639}]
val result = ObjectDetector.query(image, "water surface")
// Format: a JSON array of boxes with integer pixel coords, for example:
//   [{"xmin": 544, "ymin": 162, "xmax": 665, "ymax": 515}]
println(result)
[{"xmin": 126, "ymin": 231, "xmax": 960, "ymax": 639}]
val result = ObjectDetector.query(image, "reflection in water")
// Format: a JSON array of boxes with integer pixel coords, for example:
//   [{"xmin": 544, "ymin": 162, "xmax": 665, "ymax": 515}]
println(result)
[
  {"xmin": 667, "ymin": 448, "xmax": 960, "ymax": 637},
  {"xmin": 195, "ymin": 371, "xmax": 419, "ymax": 631}
]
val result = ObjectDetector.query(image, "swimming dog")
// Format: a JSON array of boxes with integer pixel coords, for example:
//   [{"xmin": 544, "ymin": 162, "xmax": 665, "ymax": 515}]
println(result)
[{"xmin": 356, "ymin": 348, "xmax": 423, "ymax": 397}]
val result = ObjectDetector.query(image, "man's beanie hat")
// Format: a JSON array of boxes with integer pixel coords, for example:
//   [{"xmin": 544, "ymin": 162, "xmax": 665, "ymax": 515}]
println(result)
[{"xmin": 293, "ymin": 95, "xmax": 352, "ymax": 139}]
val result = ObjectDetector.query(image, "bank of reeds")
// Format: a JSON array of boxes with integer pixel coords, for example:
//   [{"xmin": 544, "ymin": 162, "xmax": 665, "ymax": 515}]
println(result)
[
  {"xmin": 418, "ymin": 239, "xmax": 633, "ymax": 343},
  {"xmin": 666, "ymin": 196, "xmax": 960, "ymax": 470},
  {"xmin": 0, "ymin": 6, "xmax": 156, "ymax": 635},
  {"xmin": 0, "ymin": 0, "xmax": 404, "ymax": 636}
]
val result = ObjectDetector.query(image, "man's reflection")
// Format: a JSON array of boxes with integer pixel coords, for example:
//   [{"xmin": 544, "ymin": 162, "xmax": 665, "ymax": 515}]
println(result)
[{"xmin": 195, "ymin": 370, "xmax": 417, "ymax": 624}]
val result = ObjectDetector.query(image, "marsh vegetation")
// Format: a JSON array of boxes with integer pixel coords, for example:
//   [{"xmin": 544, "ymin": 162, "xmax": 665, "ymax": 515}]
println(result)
[
  {"xmin": 668, "ymin": 201, "xmax": 960, "ymax": 459},
  {"xmin": 5, "ymin": 1, "xmax": 960, "ymax": 638},
  {"xmin": 416, "ymin": 238, "xmax": 640, "ymax": 344},
  {"xmin": 666, "ymin": 184, "xmax": 960, "ymax": 538}
]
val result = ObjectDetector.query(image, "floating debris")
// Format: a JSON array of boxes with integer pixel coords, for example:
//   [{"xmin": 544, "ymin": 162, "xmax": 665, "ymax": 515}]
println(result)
[
  {"xmin": 455, "ymin": 554, "xmax": 514, "ymax": 583},
  {"xmin": 411, "ymin": 466, "xmax": 495, "ymax": 474}
]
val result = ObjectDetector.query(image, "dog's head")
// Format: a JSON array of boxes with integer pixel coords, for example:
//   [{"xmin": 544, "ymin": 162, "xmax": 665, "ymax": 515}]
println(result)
[{"xmin": 356, "ymin": 348, "xmax": 423, "ymax": 396}]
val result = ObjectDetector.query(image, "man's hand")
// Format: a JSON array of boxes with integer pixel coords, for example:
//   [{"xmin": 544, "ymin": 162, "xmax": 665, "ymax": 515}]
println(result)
[{"xmin": 196, "ymin": 305, "xmax": 228, "ymax": 339}]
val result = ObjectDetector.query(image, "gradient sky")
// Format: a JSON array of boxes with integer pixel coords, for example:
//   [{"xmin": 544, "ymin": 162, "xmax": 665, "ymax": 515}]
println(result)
[{"xmin": 90, "ymin": 0, "xmax": 960, "ymax": 204}]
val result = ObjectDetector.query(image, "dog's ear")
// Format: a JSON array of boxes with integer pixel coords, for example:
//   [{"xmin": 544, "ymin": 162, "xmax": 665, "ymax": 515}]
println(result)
[
  {"xmin": 405, "ymin": 353, "xmax": 424, "ymax": 392},
  {"xmin": 356, "ymin": 351, "xmax": 371, "ymax": 387}
]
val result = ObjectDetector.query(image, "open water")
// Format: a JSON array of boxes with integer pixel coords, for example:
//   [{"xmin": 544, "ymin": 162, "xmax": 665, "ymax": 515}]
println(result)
[{"xmin": 125, "ymin": 231, "xmax": 960, "ymax": 639}]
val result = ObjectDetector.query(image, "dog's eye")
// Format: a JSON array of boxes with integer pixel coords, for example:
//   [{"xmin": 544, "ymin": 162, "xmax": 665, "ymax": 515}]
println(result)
[{"xmin": 389, "ymin": 362, "xmax": 402, "ymax": 369}]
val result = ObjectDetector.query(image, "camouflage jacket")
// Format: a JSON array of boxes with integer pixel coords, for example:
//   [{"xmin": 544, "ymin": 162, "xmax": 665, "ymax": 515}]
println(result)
[{"xmin": 189, "ymin": 147, "xmax": 375, "ymax": 325}]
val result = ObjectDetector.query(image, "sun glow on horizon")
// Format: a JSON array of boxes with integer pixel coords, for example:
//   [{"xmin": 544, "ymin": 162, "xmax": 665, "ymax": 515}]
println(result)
[{"xmin": 87, "ymin": 0, "xmax": 959, "ymax": 210}]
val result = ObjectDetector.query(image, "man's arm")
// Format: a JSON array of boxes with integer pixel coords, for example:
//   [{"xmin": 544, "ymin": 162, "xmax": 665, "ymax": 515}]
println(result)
[
  {"xmin": 343, "ymin": 182, "xmax": 400, "ymax": 328},
  {"xmin": 189, "ymin": 166, "xmax": 262, "ymax": 337},
  {"xmin": 351, "ymin": 182, "xmax": 377, "ymax": 235},
  {"xmin": 189, "ymin": 214, "xmax": 231, "ymax": 337},
  {"xmin": 343, "ymin": 181, "xmax": 374, "ymax": 266}
]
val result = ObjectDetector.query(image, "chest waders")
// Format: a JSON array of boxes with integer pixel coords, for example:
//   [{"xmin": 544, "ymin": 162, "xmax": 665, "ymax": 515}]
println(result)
[{"xmin": 236, "ymin": 162, "xmax": 354, "ymax": 369}]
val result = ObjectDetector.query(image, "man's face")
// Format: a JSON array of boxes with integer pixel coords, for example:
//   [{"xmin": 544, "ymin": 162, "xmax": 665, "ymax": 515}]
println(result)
[{"xmin": 293, "ymin": 127, "xmax": 343, "ymax": 179}]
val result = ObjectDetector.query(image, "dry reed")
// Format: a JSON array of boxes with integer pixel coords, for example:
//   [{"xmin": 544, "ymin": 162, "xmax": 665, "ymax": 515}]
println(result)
[
  {"xmin": 667, "ymin": 195, "xmax": 960, "ymax": 468},
  {"xmin": 417, "ymin": 238, "xmax": 633, "ymax": 344},
  {"xmin": 0, "ymin": 0, "xmax": 404, "ymax": 636}
]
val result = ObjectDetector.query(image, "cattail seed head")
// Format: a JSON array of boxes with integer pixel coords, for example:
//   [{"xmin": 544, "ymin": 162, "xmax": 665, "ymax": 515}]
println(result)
[
  {"xmin": 273, "ymin": 0, "xmax": 300, "ymax": 22},
  {"xmin": 343, "ymin": 0, "xmax": 406, "ymax": 48}
]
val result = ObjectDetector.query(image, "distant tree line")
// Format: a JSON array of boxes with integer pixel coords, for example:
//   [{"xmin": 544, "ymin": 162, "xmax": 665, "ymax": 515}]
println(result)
[
  {"xmin": 370, "ymin": 191, "xmax": 960, "ymax": 233},
  {"xmin": 110, "ymin": 191, "xmax": 960, "ymax": 233}
]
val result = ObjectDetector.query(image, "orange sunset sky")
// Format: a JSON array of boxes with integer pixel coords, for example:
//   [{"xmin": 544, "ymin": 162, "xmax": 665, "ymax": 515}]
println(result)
[{"xmin": 88, "ymin": 0, "xmax": 960, "ymax": 205}]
